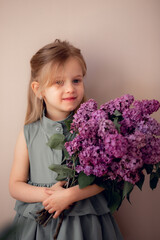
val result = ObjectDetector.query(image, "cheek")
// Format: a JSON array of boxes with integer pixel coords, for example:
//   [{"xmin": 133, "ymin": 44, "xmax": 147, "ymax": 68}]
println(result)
[{"xmin": 79, "ymin": 84, "xmax": 84, "ymax": 95}]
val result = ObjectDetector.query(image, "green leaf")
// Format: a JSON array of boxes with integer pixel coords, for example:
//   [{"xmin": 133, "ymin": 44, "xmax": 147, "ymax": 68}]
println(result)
[
  {"xmin": 113, "ymin": 118, "xmax": 121, "ymax": 133},
  {"xmin": 136, "ymin": 174, "xmax": 145, "ymax": 191},
  {"xmin": 126, "ymin": 192, "xmax": 132, "ymax": 204},
  {"xmin": 144, "ymin": 164, "xmax": 153, "ymax": 174},
  {"xmin": 150, "ymin": 172, "xmax": 159, "ymax": 190},
  {"xmin": 113, "ymin": 110, "xmax": 122, "ymax": 117},
  {"xmin": 64, "ymin": 119, "xmax": 72, "ymax": 131},
  {"xmin": 157, "ymin": 168, "xmax": 160, "ymax": 177},
  {"xmin": 78, "ymin": 172, "xmax": 96, "ymax": 189},
  {"xmin": 65, "ymin": 132, "xmax": 77, "ymax": 142},
  {"xmin": 47, "ymin": 134, "xmax": 65, "ymax": 150},
  {"xmin": 108, "ymin": 191, "xmax": 122, "ymax": 213},
  {"xmin": 49, "ymin": 164, "xmax": 75, "ymax": 181},
  {"xmin": 122, "ymin": 181, "xmax": 134, "ymax": 199},
  {"xmin": 155, "ymin": 163, "xmax": 160, "ymax": 171},
  {"xmin": 63, "ymin": 147, "xmax": 70, "ymax": 159}
]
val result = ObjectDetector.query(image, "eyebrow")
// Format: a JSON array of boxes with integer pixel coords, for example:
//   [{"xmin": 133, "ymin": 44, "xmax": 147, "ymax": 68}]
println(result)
[
  {"xmin": 73, "ymin": 75, "xmax": 83, "ymax": 78},
  {"xmin": 54, "ymin": 74, "xmax": 83, "ymax": 81}
]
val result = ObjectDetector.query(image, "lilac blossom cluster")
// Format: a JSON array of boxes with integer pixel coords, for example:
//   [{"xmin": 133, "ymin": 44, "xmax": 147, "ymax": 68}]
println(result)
[{"xmin": 65, "ymin": 95, "xmax": 160, "ymax": 184}]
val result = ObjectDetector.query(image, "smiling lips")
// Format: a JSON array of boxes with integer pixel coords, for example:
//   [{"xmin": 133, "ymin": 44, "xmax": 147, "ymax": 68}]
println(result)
[{"xmin": 62, "ymin": 97, "xmax": 77, "ymax": 101}]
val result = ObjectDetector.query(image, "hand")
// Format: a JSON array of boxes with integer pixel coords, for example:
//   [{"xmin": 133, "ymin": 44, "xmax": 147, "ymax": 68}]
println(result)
[
  {"xmin": 43, "ymin": 181, "xmax": 71, "ymax": 218},
  {"xmin": 50, "ymin": 181, "xmax": 67, "ymax": 191},
  {"xmin": 41, "ymin": 181, "xmax": 67, "ymax": 202}
]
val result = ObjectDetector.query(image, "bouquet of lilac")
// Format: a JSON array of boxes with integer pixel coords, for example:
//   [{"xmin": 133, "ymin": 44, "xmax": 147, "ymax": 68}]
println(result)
[
  {"xmin": 36, "ymin": 94, "xmax": 160, "ymax": 234},
  {"xmin": 63, "ymin": 94, "xmax": 160, "ymax": 211}
]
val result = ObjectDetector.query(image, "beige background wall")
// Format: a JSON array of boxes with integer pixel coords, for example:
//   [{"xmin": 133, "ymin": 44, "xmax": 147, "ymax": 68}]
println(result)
[{"xmin": 1, "ymin": 0, "xmax": 160, "ymax": 239}]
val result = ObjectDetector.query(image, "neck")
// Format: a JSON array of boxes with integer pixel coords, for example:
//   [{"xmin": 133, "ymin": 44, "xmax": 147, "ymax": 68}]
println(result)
[{"xmin": 45, "ymin": 110, "xmax": 71, "ymax": 121}]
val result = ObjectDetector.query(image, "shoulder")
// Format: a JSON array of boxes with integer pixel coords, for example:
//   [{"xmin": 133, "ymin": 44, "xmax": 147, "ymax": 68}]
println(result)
[
  {"xmin": 24, "ymin": 120, "xmax": 41, "ymax": 132},
  {"xmin": 24, "ymin": 120, "xmax": 41, "ymax": 147}
]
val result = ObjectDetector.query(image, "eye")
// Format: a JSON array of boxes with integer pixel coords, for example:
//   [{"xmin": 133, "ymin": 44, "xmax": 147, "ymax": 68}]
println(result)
[
  {"xmin": 56, "ymin": 80, "xmax": 64, "ymax": 85},
  {"xmin": 73, "ymin": 79, "xmax": 82, "ymax": 84}
]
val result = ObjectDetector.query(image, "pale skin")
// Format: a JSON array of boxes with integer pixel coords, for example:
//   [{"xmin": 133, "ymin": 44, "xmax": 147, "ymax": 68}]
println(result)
[{"xmin": 9, "ymin": 57, "xmax": 104, "ymax": 219}]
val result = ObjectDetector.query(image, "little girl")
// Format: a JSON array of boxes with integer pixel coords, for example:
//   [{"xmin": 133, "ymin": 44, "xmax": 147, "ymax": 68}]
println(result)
[{"xmin": 9, "ymin": 39, "xmax": 123, "ymax": 240}]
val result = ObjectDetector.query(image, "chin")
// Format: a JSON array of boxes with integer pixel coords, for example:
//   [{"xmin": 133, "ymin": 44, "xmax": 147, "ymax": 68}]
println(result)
[
  {"xmin": 64, "ymin": 107, "xmax": 75, "ymax": 112},
  {"xmin": 65, "ymin": 104, "xmax": 79, "ymax": 112},
  {"xmin": 63, "ymin": 100, "xmax": 82, "ymax": 112}
]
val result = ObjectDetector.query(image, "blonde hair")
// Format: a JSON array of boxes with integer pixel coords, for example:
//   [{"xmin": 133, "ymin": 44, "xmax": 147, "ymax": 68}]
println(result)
[{"xmin": 25, "ymin": 39, "xmax": 87, "ymax": 125}]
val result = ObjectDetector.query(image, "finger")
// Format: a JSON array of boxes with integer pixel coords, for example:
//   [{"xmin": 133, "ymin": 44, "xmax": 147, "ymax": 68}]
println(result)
[
  {"xmin": 43, "ymin": 200, "xmax": 47, "ymax": 206},
  {"xmin": 45, "ymin": 189, "xmax": 54, "ymax": 195},
  {"xmin": 48, "ymin": 208, "xmax": 55, "ymax": 214},
  {"xmin": 43, "ymin": 202, "xmax": 48, "ymax": 207},
  {"xmin": 57, "ymin": 181, "xmax": 67, "ymax": 187},
  {"xmin": 43, "ymin": 198, "xmax": 50, "ymax": 206},
  {"xmin": 44, "ymin": 204, "xmax": 50, "ymax": 211},
  {"xmin": 53, "ymin": 210, "xmax": 61, "ymax": 219}
]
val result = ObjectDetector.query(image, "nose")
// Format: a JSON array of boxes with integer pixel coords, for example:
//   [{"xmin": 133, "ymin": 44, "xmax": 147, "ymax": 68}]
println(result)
[{"xmin": 65, "ymin": 81, "xmax": 75, "ymax": 93}]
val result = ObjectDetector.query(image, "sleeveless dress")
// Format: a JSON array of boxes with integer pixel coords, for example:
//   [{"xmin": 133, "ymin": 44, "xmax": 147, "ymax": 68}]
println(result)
[{"xmin": 12, "ymin": 112, "xmax": 123, "ymax": 240}]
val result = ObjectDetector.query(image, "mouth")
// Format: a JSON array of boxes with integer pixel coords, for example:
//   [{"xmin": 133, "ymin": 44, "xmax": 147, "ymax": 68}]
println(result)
[{"xmin": 62, "ymin": 97, "xmax": 77, "ymax": 101}]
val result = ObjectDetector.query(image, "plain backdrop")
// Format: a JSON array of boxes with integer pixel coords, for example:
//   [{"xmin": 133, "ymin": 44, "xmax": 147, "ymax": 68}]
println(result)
[{"xmin": 0, "ymin": 0, "xmax": 160, "ymax": 239}]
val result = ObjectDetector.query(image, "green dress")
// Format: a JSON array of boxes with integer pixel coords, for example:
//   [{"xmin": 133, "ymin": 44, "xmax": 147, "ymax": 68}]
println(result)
[{"xmin": 12, "ymin": 112, "xmax": 123, "ymax": 240}]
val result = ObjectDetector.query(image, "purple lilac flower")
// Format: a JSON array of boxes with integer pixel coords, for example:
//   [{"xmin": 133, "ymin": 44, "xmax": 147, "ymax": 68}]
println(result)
[
  {"xmin": 107, "ymin": 162, "xmax": 119, "ymax": 181},
  {"xmin": 120, "ymin": 169, "xmax": 141, "ymax": 184},
  {"xmin": 65, "ymin": 95, "xmax": 160, "ymax": 185},
  {"xmin": 127, "ymin": 131, "xmax": 146, "ymax": 148},
  {"xmin": 98, "ymin": 119, "xmax": 117, "ymax": 138},
  {"xmin": 141, "ymin": 136, "xmax": 160, "ymax": 165},
  {"xmin": 136, "ymin": 117, "xmax": 160, "ymax": 136},
  {"xmin": 122, "ymin": 151, "xmax": 143, "ymax": 172},
  {"xmin": 133, "ymin": 99, "xmax": 160, "ymax": 115},
  {"xmin": 65, "ymin": 134, "xmax": 83, "ymax": 156},
  {"xmin": 104, "ymin": 133, "xmax": 128, "ymax": 158},
  {"xmin": 92, "ymin": 163, "xmax": 108, "ymax": 177},
  {"xmin": 71, "ymin": 99, "xmax": 97, "ymax": 131},
  {"xmin": 77, "ymin": 145, "xmax": 107, "ymax": 177},
  {"xmin": 100, "ymin": 94, "xmax": 134, "ymax": 115},
  {"xmin": 121, "ymin": 99, "xmax": 160, "ymax": 136},
  {"xmin": 120, "ymin": 108, "xmax": 143, "ymax": 134}
]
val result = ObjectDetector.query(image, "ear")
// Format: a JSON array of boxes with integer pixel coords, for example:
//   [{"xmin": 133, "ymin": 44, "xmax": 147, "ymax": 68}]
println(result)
[{"xmin": 31, "ymin": 81, "xmax": 42, "ymax": 99}]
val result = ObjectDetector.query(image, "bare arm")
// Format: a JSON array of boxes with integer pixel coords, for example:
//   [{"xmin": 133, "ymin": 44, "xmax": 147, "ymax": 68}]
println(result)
[
  {"xmin": 66, "ymin": 183, "xmax": 104, "ymax": 202},
  {"xmin": 43, "ymin": 182, "xmax": 104, "ymax": 218},
  {"xmin": 9, "ymin": 129, "xmax": 49, "ymax": 203}
]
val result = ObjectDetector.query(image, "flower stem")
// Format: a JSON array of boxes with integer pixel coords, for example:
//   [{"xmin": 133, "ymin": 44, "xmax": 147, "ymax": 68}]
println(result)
[{"xmin": 53, "ymin": 213, "xmax": 64, "ymax": 240}]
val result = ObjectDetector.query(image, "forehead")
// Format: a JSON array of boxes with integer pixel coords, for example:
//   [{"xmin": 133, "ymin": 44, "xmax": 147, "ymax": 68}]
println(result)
[{"xmin": 52, "ymin": 57, "xmax": 83, "ymax": 79}]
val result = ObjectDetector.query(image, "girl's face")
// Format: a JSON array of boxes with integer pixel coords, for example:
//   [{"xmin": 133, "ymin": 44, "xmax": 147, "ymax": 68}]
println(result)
[{"xmin": 42, "ymin": 57, "xmax": 85, "ymax": 121}]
